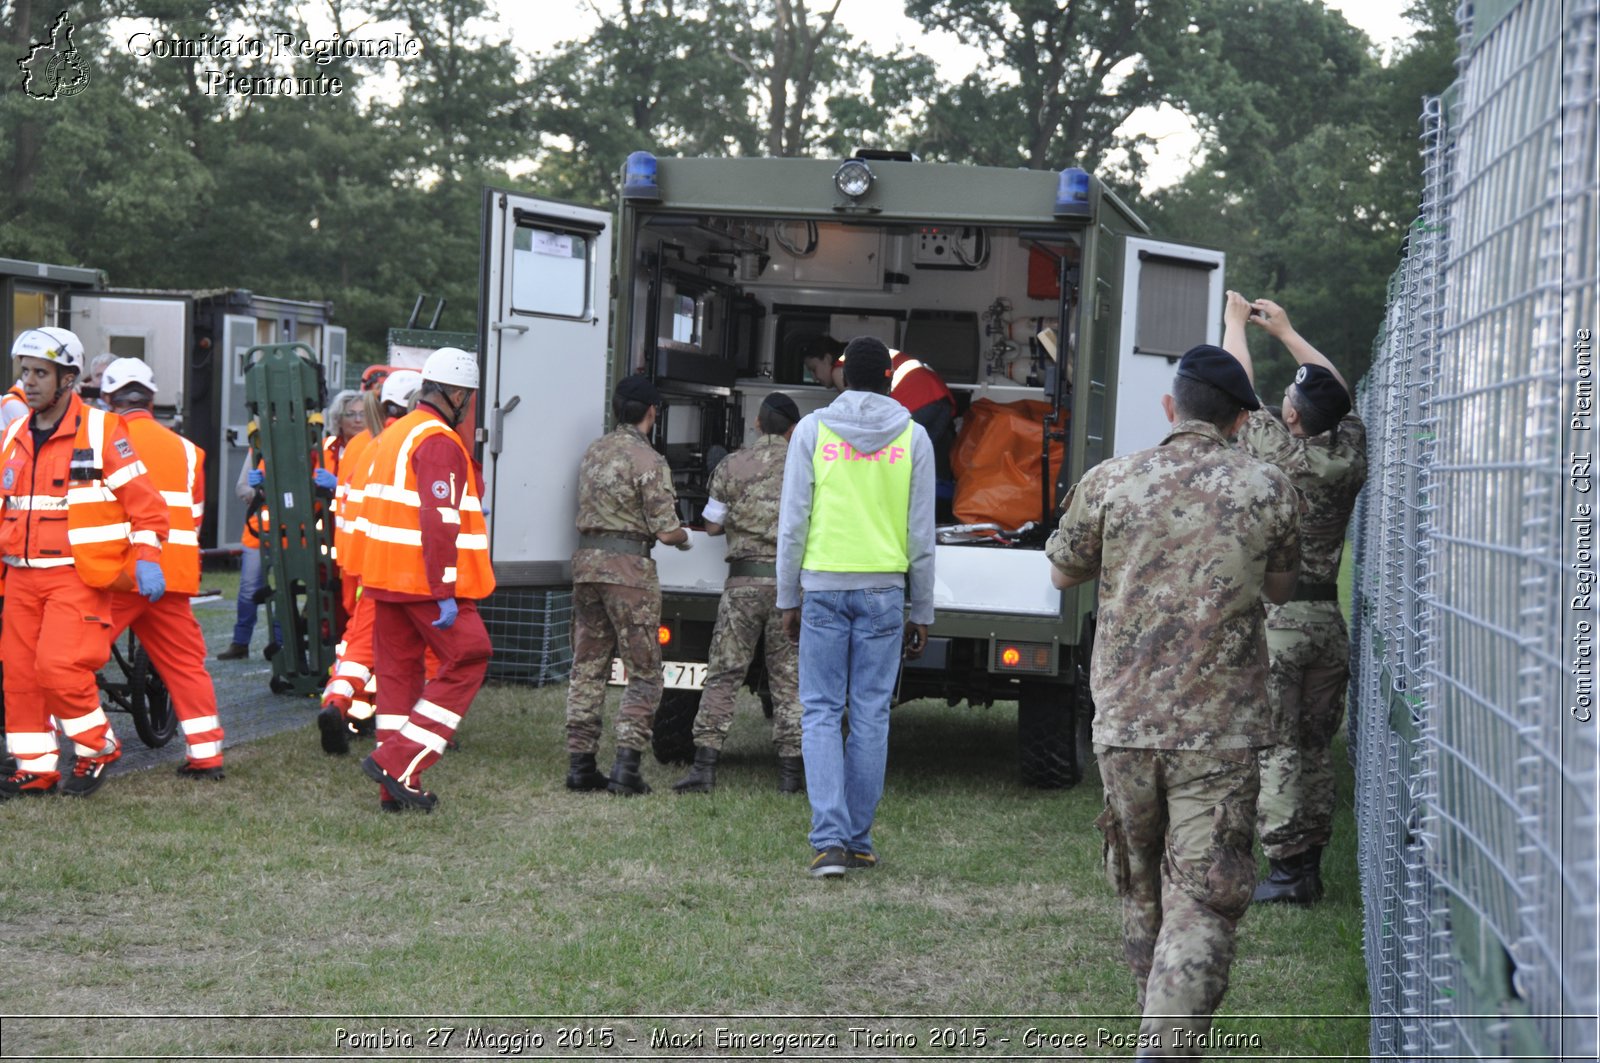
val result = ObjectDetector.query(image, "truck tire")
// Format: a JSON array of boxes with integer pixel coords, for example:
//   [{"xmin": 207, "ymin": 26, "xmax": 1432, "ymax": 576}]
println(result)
[
  {"xmin": 651, "ymin": 690, "xmax": 700, "ymax": 765},
  {"xmin": 1017, "ymin": 680, "xmax": 1085, "ymax": 789}
]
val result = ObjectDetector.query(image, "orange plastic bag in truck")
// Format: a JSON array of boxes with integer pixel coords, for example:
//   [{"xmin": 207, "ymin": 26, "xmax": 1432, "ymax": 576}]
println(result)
[{"xmin": 950, "ymin": 398, "xmax": 1065, "ymax": 529}]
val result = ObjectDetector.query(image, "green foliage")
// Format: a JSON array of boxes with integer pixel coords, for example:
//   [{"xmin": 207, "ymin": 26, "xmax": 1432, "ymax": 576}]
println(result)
[
  {"xmin": 1143, "ymin": 0, "xmax": 1460, "ymax": 396},
  {"xmin": 0, "ymin": 0, "xmax": 1458, "ymax": 387},
  {"xmin": 905, "ymin": 0, "xmax": 1190, "ymax": 178}
]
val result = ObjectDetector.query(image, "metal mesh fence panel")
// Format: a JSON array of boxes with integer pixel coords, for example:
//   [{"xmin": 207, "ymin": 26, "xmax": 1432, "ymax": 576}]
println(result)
[
  {"xmin": 480, "ymin": 586, "xmax": 574, "ymax": 685},
  {"xmin": 1353, "ymin": 0, "xmax": 1599, "ymax": 1057}
]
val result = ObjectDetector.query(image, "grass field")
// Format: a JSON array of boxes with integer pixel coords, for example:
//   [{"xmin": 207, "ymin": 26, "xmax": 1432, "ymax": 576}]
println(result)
[{"xmin": 1, "ymin": 665, "xmax": 1369, "ymax": 1059}]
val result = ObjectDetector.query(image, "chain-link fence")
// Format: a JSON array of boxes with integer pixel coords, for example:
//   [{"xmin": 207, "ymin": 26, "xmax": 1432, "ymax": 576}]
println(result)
[{"xmin": 1352, "ymin": 0, "xmax": 1598, "ymax": 1058}]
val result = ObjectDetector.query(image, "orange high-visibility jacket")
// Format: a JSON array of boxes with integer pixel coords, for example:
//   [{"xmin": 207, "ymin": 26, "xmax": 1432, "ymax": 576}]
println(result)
[
  {"xmin": 328, "ymin": 429, "xmax": 371, "ymax": 567},
  {"xmin": 119, "ymin": 410, "xmax": 204, "ymax": 596},
  {"xmin": 0, "ymin": 393, "xmax": 168, "ymax": 589},
  {"xmin": 359, "ymin": 408, "xmax": 493, "ymax": 600},
  {"xmin": 336, "ymin": 426, "xmax": 386, "ymax": 579}
]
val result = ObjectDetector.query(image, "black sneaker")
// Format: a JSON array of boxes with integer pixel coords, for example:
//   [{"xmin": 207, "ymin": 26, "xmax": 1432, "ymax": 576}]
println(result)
[
  {"xmin": 215, "ymin": 643, "xmax": 248, "ymax": 661},
  {"xmin": 846, "ymin": 850, "xmax": 878, "ymax": 871},
  {"xmin": 0, "ymin": 770, "xmax": 59, "ymax": 799},
  {"xmin": 361, "ymin": 755, "xmax": 437, "ymax": 812},
  {"xmin": 808, "ymin": 847, "xmax": 847, "ymax": 879},
  {"xmin": 62, "ymin": 747, "xmax": 120, "ymax": 798},
  {"xmin": 317, "ymin": 707, "xmax": 351, "ymax": 756},
  {"xmin": 176, "ymin": 761, "xmax": 225, "ymax": 780}
]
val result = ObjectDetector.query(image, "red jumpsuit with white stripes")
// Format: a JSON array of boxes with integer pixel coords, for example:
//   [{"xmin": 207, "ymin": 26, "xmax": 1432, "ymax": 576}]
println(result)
[
  {"xmin": 363, "ymin": 404, "xmax": 493, "ymax": 796},
  {"xmin": 106, "ymin": 410, "xmax": 225, "ymax": 771}
]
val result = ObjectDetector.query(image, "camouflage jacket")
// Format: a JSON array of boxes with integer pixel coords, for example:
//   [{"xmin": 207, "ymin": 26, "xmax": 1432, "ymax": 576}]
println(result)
[
  {"xmin": 706, "ymin": 431, "xmax": 786, "ymax": 585},
  {"xmin": 1238, "ymin": 408, "xmax": 1367, "ymax": 590},
  {"xmin": 571, "ymin": 424, "xmax": 682, "ymax": 588},
  {"xmin": 1046, "ymin": 419, "xmax": 1301, "ymax": 750}
]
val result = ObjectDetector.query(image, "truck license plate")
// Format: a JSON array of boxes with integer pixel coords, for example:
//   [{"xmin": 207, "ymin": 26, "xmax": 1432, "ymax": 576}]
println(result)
[{"xmin": 608, "ymin": 659, "xmax": 707, "ymax": 690}]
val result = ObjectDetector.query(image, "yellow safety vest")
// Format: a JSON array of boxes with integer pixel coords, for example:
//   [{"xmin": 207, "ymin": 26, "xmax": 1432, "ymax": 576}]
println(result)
[{"xmin": 802, "ymin": 422, "xmax": 915, "ymax": 573}]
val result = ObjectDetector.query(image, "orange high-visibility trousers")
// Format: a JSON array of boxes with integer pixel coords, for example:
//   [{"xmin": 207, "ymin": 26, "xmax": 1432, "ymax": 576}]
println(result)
[
  {"xmin": 109, "ymin": 592, "xmax": 226, "ymax": 768},
  {"xmin": 325, "ymin": 589, "xmax": 378, "ymax": 724},
  {"xmin": 1, "ymin": 566, "xmax": 117, "ymax": 776},
  {"xmin": 326, "ymin": 590, "xmax": 439, "ymax": 729}
]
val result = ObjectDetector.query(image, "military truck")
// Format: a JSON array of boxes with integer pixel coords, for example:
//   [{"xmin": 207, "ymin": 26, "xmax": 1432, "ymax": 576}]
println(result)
[{"xmin": 475, "ymin": 152, "xmax": 1225, "ymax": 787}]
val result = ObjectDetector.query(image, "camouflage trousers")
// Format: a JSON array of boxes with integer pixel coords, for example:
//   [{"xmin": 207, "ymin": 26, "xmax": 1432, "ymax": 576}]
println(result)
[
  {"xmin": 692, "ymin": 582, "xmax": 801, "ymax": 756},
  {"xmin": 1095, "ymin": 746, "xmax": 1260, "ymax": 1058},
  {"xmin": 565, "ymin": 581, "xmax": 661, "ymax": 754},
  {"xmin": 1257, "ymin": 605, "xmax": 1350, "ymax": 860}
]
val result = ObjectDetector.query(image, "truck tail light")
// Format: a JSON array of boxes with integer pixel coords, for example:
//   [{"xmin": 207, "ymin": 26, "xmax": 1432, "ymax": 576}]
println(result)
[
  {"xmin": 658, "ymin": 624, "xmax": 673, "ymax": 647},
  {"xmin": 993, "ymin": 640, "xmax": 1055, "ymax": 674}
]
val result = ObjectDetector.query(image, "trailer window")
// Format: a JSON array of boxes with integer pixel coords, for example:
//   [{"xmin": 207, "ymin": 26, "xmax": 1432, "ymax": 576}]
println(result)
[
  {"xmin": 512, "ymin": 225, "xmax": 591, "ymax": 318},
  {"xmin": 1132, "ymin": 252, "xmax": 1216, "ymax": 359}
]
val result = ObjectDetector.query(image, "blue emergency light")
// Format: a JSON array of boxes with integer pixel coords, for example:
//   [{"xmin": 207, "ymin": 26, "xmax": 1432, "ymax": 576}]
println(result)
[
  {"xmin": 622, "ymin": 151, "xmax": 661, "ymax": 201},
  {"xmin": 1055, "ymin": 167, "xmax": 1091, "ymax": 216}
]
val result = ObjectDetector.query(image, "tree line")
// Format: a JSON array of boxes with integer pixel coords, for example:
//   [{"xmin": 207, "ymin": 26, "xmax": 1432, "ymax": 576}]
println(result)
[{"xmin": 2, "ymin": 0, "xmax": 1457, "ymax": 397}]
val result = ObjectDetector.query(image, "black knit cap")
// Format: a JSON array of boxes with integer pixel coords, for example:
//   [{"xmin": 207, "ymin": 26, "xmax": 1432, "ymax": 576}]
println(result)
[
  {"xmin": 840, "ymin": 336, "xmax": 893, "ymax": 390},
  {"xmin": 1291, "ymin": 364, "xmax": 1352, "ymax": 421},
  {"xmin": 760, "ymin": 391, "xmax": 801, "ymax": 422},
  {"xmin": 614, "ymin": 373, "xmax": 661, "ymax": 406},
  {"xmin": 1175, "ymin": 344, "xmax": 1261, "ymax": 411}
]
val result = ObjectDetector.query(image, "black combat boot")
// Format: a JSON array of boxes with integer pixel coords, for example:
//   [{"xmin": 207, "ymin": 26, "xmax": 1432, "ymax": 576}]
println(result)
[
  {"xmin": 672, "ymin": 746, "xmax": 719, "ymax": 793},
  {"xmin": 1302, "ymin": 844, "xmax": 1326, "ymax": 902},
  {"xmin": 1253, "ymin": 849, "xmax": 1320, "ymax": 905},
  {"xmin": 776, "ymin": 755, "xmax": 805, "ymax": 794},
  {"xmin": 565, "ymin": 752, "xmax": 609, "ymax": 792},
  {"xmin": 607, "ymin": 747, "xmax": 652, "ymax": 796}
]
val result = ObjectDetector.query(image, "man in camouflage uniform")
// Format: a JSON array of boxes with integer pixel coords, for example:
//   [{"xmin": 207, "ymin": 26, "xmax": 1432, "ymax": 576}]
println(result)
[
  {"xmin": 1225, "ymin": 293, "xmax": 1368, "ymax": 905},
  {"xmin": 564, "ymin": 375, "xmax": 688, "ymax": 796},
  {"xmin": 1047, "ymin": 343, "xmax": 1300, "ymax": 1058},
  {"xmin": 673, "ymin": 393, "xmax": 804, "ymax": 795}
]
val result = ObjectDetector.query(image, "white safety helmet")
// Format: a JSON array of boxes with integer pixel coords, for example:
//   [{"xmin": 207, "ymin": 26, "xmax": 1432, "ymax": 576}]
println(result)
[
  {"xmin": 11, "ymin": 327, "xmax": 86, "ymax": 373},
  {"xmin": 380, "ymin": 368, "xmax": 423, "ymax": 407},
  {"xmin": 100, "ymin": 357, "xmax": 159, "ymax": 396},
  {"xmin": 421, "ymin": 347, "xmax": 479, "ymax": 390}
]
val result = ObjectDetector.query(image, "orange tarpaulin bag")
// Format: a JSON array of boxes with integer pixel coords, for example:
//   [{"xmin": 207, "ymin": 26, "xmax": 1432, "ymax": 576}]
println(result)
[{"xmin": 951, "ymin": 398, "xmax": 1064, "ymax": 529}]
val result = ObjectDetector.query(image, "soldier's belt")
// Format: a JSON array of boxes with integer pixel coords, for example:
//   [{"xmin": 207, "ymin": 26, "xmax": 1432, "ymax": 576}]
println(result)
[
  {"xmin": 727, "ymin": 560, "xmax": 777, "ymax": 579},
  {"xmin": 1291, "ymin": 582, "xmax": 1339, "ymax": 603},
  {"xmin": 577, "ymin": 533, "xmax": 651, "ymax": 557}
]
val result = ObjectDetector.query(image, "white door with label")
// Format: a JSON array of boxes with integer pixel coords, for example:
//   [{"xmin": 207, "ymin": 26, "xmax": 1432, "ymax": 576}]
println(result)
[
  {"xmin": 1112, "ymin": 238, "xmax": 1227, "ymax": 458},
  {"xmin": 479, "ymin": 190, "xmax": 612, "ymax": 585}
]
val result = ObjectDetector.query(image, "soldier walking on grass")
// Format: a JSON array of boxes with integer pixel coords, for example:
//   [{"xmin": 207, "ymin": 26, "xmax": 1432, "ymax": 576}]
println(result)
[
  {"xmin": 674, "ymin": 392, "xmax": 805, "ymax": 795},
  {"xmin": 563, "ymin": 374, "xmax": 688, "ymax": 797},
  {"xmin": 1046, "ymin": 343, "xmax": 1300, "ymax": 1058},
  {"xmin": 1222, "ymin": 293, "xmax": 1368, "ymax": 906}
]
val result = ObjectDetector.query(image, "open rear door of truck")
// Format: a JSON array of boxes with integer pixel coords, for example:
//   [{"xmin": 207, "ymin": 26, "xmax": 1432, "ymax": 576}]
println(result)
[
  {"xmin": 1111, "ymin": 238, "xmax": 1226, "ymax": 457},
  {"xmin": 478, "ymin": 189, "xmax": 612, "ymax": 586}
]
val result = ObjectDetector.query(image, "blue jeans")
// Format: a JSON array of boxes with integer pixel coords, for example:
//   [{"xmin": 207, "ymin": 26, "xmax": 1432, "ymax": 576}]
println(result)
[
  {"xmin": 799, "ymin": 587, "xmax": 904, "ymax": 855},
  {"xmin": 232, "ymin": 546, "xmax": 264, "ymax": 647}
]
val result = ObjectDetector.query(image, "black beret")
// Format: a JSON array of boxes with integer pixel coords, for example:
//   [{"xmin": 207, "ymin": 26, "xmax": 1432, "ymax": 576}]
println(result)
[
  {"xmin": 614, "ymin": 373, "xmax": 661, "ymax": 406},
  {"xmin": 760, "ymin": 391, "xmax": 801, "ymax": 423},
  {"xmin": 840, "ymin": 336, "xmax": 893, "ymax": 390},
  {"xmin": 1174, "ymin": 344, "xmax": 1261, "ymax": 411},
  {"xmin": 1291, "ymin": 364, "xmax": 1352, "ymax": 421}
]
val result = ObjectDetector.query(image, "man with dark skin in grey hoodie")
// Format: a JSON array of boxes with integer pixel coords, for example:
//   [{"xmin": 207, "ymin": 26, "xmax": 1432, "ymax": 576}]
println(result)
[{"xmin": 778, "ymin": 336, "xmax": 937, "ymax": 878}]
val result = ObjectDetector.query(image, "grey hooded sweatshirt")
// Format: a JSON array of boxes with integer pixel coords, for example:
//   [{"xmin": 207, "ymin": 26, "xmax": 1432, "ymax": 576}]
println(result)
[{"xmin": 776, "ymin": 389, "xmax": 937, "ymax": 625}]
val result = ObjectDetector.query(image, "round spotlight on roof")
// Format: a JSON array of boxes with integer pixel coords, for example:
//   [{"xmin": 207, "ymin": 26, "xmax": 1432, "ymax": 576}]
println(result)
[{"xmin": 833, "ymin": 158, "xmax": 875, "ymax": 200}]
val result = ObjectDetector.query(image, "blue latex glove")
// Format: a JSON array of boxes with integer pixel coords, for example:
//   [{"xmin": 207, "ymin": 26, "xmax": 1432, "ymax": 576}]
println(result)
[
  {"xmin": 313, "ymin": 468, "xmax": 337, "ymax": 491},
  {"xmin": 247, "ymin": 468, "xmax": 264, "ymax": 488},
  {"xmin": 432, "ymin": 597, "xmax": 458, "ymax": 629},
  {"xmin": 135, "ymin": 559, "xmax": 166, "ymax": 603}
]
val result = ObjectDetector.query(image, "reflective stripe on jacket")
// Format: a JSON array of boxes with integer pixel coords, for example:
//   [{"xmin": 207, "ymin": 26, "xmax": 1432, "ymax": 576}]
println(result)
[
  {"xmin": 331, "ymin": 428, "xmax": 372, "ymax": 565},
  {"xmin": 0, "ymin": 394, "xmax": 168, "ymax": 588},
  {"xmin": 801, "ymin": 421, "xmax": 915, "ymax": 573},
  {"xmin": 120, "ymin": 410, "xmax": 204, "ymax": 595},
  {"xmin": 359, "ymin": 407, "xmax": 493, "ymax": 600},
  {"xmin": 888, "ymin": 349, "xmax": 957, "ymax": 417}
]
